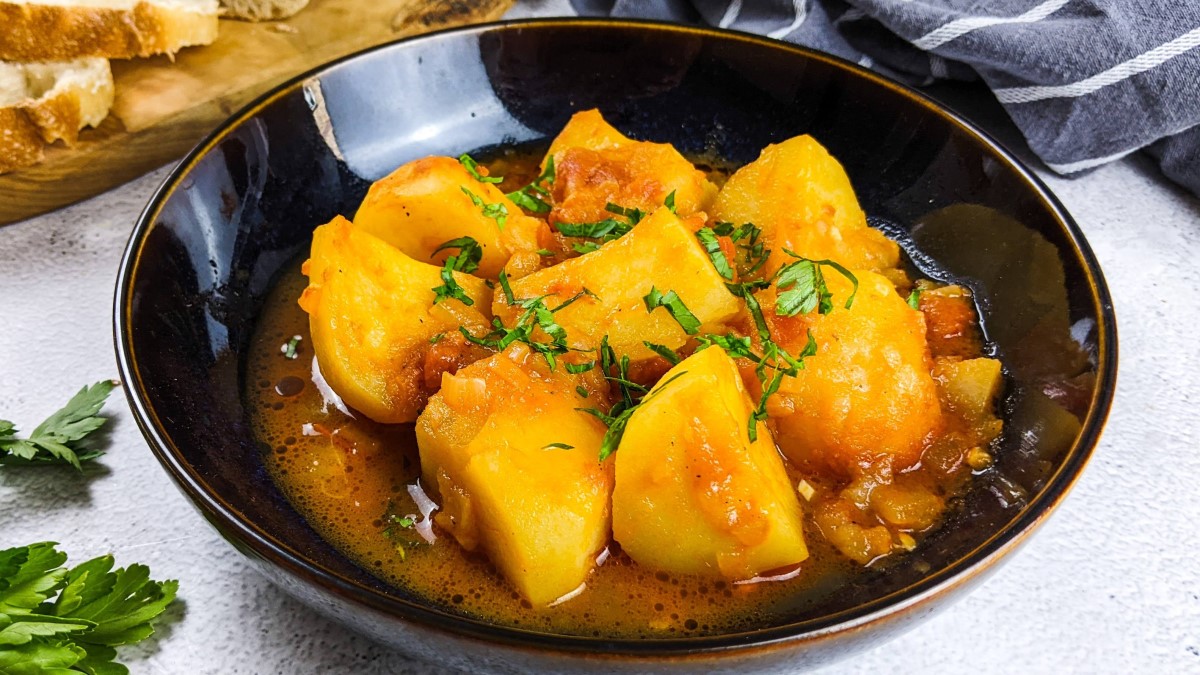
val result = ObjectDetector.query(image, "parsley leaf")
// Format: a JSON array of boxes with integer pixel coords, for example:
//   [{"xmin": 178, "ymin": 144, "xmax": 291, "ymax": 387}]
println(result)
[
  {"xmin": 642, "ymin": 342, "xmax": 681, "ymax": 365},
  {"xmin": 642, "ymin": 287, "xmax": 701, "ymax": 335},
  {"xmin": 506, "ymin": 156, "xmax": 555, "ymax": 214},
  {"xmin": 0, "ymin": 381, "xmax": 116, "ymax": 469},
  {"xmin": 556, "ymin": 219, "xmax": 630, "ymax": 240},
  {"xmin": 458, "ymin": 154, "xmax": 503, "ymax": 184},
  {"xmin": 432, "ymin": 236, "xmax": 483, "ymax": 275},
  {"xmin": 664, "ymin": 190, "xmax": 677, "ymax": 214},
  {"xmin": 604, "ymin": 202, "xmax": 646, "ymax": 225},
  {"xmin": 459, "ymin": 187, "xmax": 508, "ymax": 230},
  {"xmin": 430, "ymin": 237, "xmax": 483, "ymax": 306},
  {"xmin": 776, "ymin": 251, "xmax": 859, "ymax": 316},
  {"xmin": 695, "ymin": 227, "xmax": 734, "ymax": 280},
  {"xmin": 543, "ymin": 442, "xmax": 575, "ymax": 451},
  {"xmin": 907, "ymin": 288, "xmax": 922, "ymax": 310},
  {"xmin": 0, "ymin": 543, "xmax": 178, "ymax": 673}
]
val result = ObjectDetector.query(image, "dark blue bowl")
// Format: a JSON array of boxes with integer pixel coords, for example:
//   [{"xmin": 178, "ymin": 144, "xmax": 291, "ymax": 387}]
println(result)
[{"xmin": 114, "ymin": 19, "xmax": 1116, "ymax": 672}]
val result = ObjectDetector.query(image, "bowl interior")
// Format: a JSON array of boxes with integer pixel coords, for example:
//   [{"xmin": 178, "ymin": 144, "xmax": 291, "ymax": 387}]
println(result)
[{"xmin": 117, "ymin": 20, "xmax": 1115, "ymax": 650}]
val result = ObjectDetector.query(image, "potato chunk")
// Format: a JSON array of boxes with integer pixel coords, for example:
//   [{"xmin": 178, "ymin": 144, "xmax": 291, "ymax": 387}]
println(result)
[
  {"xmin": 415, "ymin": 345, "xmax": 612, "ymax": 606},
  {"xmin": 494, "ymin": 207, "xmax": 741, "ymax": 361},
  {"xmin": 612, "ymin": 346, "xmax": 808, "ymax": 579},
  {"xmin": 545, "ymin": 109, "xmax": 717, "ymax": 224},
  {"xmin": 713, "ymin": 135, "xmax": 899, "ymax": 275},
  {"xmin": 298, "ymin": 216, "xmax": 491, "ymax": 423},
  {"xmin": 765, "ymin": 269, "xmax": 941, "ymax": 477},
  {"xmin": 353, "ymin": 156, "xmax": 548, "ymax": 278}
]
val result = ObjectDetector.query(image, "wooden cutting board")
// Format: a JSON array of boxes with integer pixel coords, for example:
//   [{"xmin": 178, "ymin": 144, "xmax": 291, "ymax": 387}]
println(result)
[{"xmin": 0, "ymin": 0, "xmax": 514, "ymax": 225}]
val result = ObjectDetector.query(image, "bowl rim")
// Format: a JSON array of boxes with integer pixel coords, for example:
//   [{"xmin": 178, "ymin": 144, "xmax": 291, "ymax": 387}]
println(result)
[{"xmin": 113, "ymin": 17, "xmax": 1118, "ymax": 657}]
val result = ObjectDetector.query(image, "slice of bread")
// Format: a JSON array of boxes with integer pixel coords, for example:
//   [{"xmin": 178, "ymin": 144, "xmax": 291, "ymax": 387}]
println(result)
[
  {"xmin": 0, "ymin": 0, "xmax": 219, "ymax": 61},
  {"xmin": 0, "ymin": 57, "xmax": 114, "ymax": 173},
  {"xmin": 219, "ymin": 0, "xmax": 308, "ymax": 22}
]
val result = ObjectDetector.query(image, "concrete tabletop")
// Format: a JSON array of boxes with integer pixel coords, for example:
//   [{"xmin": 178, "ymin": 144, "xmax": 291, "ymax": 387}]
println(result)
[{"xmin": 2, "ymin": 4, "xmax": 1198, "ymax": 673}]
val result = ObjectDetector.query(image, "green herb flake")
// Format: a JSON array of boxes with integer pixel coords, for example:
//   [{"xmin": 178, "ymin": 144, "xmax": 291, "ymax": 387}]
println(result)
[
  {"xmin": 642, "ymin": 341, "xmax": 681, "ymax": 365},
  {"xmin": 458, "ymin": 153, "xmax": 503, "ymax": 184},
  {"xmin": 695, "ymin": 227, "xmax": 734, "ymax": 280},
  {"xmin": 281, "ymin": 335, "xmax": 302, "ymax": 359},
  {"xmin": 506, "ymin": 156, "xmax": 555, "ymax": 213},
  {"xmin": 642, "ymin": 287, "xmax": 702, "ymax": 335},
  {"xmin": 460, "ymin": 186, "xmax": 508, "ymax": 230},
  {"xmin": 536, "ymin": 248, "xmax": 555, "ymax": 257},
  {"xmin": 664, "ymin": 190, "xmax": 677, "ymax": 214},
  {"xmin": 543, "ymin": 442, "xmax": 575, "ymax": 451},
  {"xmin": 575, "ymin": 385, "xmax": 590, "ymax": 398},
  {"xmin": 907, "ymin": 288, "xmax": 922, "ymax": 310}
]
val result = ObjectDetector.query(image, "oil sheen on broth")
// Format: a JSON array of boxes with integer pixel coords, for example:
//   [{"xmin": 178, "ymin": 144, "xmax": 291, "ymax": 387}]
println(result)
[{"xmin": 247, "ymin": 149, "xmax": 995, "ymax": 638}]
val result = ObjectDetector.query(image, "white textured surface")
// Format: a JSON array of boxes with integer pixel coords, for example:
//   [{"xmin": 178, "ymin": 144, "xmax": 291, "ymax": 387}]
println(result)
[{"xmin": 3, "ymin": 8, "xmax": 1200, "ymax": 674}]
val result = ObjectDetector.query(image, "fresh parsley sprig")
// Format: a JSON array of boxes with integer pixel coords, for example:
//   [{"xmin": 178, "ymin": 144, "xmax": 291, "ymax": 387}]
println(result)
[
  {"xmin": 0, "ymin": 542, "xmax": 178, "ymax": 674},
  {"xmin": 506, "ymin": 157, "xmax": 556, "ymax": 214},
  {"xmin": 696, "ymin": 226, "xmax": 735, "ymax": 280},
  {"xmin": 0, "ymin": 381, "xmax": 116, "ymax": 469}
]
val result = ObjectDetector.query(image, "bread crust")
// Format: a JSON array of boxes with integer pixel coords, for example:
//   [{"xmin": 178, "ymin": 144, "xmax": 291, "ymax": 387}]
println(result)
[
  {"xmin": 0, "ymin": 107, "xmax": 46, "ymax": 173},
  {"xmin": 0, "ymin": 58, "xmax": 115, "ymax": 173},
  {"xmin": 0, "ymin": 2, "xmax": 219, "ymax": 61}
]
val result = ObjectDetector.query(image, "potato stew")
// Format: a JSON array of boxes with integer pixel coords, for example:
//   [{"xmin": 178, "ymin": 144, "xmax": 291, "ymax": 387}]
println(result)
[{"xmin": 247, "ymin": 110, "xmax": 1006, "ymax": 637}]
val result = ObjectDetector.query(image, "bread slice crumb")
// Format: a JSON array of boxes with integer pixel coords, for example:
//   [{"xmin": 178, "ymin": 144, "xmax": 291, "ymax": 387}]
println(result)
[{"xmin": 0, "ymin": 58, "xmax": 114, "ymax": 173}]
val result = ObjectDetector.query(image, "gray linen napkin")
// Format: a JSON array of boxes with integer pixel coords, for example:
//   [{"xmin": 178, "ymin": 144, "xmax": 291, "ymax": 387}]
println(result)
[{"xmin": 572, "ymin": 0, "xmax": 1200, "ymax": 196}]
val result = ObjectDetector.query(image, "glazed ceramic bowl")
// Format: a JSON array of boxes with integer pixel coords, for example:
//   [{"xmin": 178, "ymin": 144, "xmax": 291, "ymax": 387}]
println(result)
[{"xmin": 114, "ymin": 19, "xmax": 1116, "ymax": 673}]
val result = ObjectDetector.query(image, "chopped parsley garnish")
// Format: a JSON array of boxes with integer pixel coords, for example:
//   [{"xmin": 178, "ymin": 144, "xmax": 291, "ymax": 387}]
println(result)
[
  {"xmin": 0, "ymin": 380, "xmax": 116, "ymax": 469},
  {"xmin": 460, "ymin": 186, "xmax": 508, "ymax": 230},
  {"xmin": 713, "ymin": 221, "xmax": 769, "ymax": 276},
  {"xmin": 695, "ymin": 226, "xmax": 734, "ymax": 280},
  {"xmin": 461, "ymin": 281, "xmax": 596, "ymax": 371},
  {"xmin": 506, "ymin": 156, "xmax": 555, "ymax": 214},
  {"xmin": 565, "ymin": 361, "xmax": 596, "ymax": 374},
  {"xmin": 774, "ymin": 251, "xmax": 858, "ymax": 317},
  {"xmin": 907, "ymin": 288, "xmax": 922, "ymax": 310},
  {"xmin": 458, "ymin": 153, "xmax": 502, "ymax": 184},
  {"xmin": 642, "ymin": 341, "xmax": 681, "ymax": 365},
  {"xmin": 381, "ymin": 500, "xmax": 420, "ymax": 560},
  {"xmin": 543, "ymin": 442, "xmax": 575, "ymax": 450},
  {"xmin": 576, "ymin": 385, "xmax": 590, "ymax": 398},
  {"xmin": 536, "ymin": 248, "xmax": 555, "ymax": 257},
  {"xmin": 429, "ymin": 332, "xmax": 446, "ymax": 345},
  {"xmin": 556, "ymin": 219, "xmax": 630, "ymax": 240},
  {"xmin": 581, "ymin": 369, "xmax": 688, "ymax": 462},
  {"xmin": 431, "ymin": 236, "xmax": 483, "ymax": 274},
  {"xmin": 554, "ymin": 200, "xmax": 646, "ymax": 247},
  {"xmin": 605, "ymin": 202, "xmax": 646, "ymax": 224},
  {"xmin": 573, "ymin": 241, "xmax": 602, "ymax": 254},
  {"xmin": 642, "ymin": 287, "xmax": 701, "ymax": 335},
  {"xmin": 664, "ymin": 190, "xmax": 677, "ymax": 214},
  {"xmin": 430, "ymin": 237, "xmax": 483, "ymax": 306},
  {"xmin": 0, "ymin": 542, "xmax": 178, "ymax": 672},
  {"xmin": 281, "ymin": 334, "xmax": 302, "ymax": 359}
]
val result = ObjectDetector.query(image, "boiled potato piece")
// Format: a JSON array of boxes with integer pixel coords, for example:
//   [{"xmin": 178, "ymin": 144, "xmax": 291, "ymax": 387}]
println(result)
[
  {"xmin": 713, "ymin": 135, "xmax": 899, "ymax": 276},
  {"xmin": 299, "ymin": 216, "xmax": 491, "ymax": 423},
  {"xmin": 934, "ymin": 357, "xmax": 1003, "ymax": 421},
  {"xmin": 546, "ymin": 109, "xmax": 717, "ymax": 224},
  {"xmin": 765, "ymin": 269, "xmax": 941, "ymax": 477},
  {"xmin": 353, "ymin": 156, "xmax": 548, "ymax": 278},
  {"xmin": 494, "ymin": 207, "xmax": 741, "ymax": 361},
  {"xmin": 612, "ymin": 346, "xmax": 808, "ymax": 579},
  {"xmin": 416, "ymin": 345, "xmax": 612, "ymax": 606}
]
